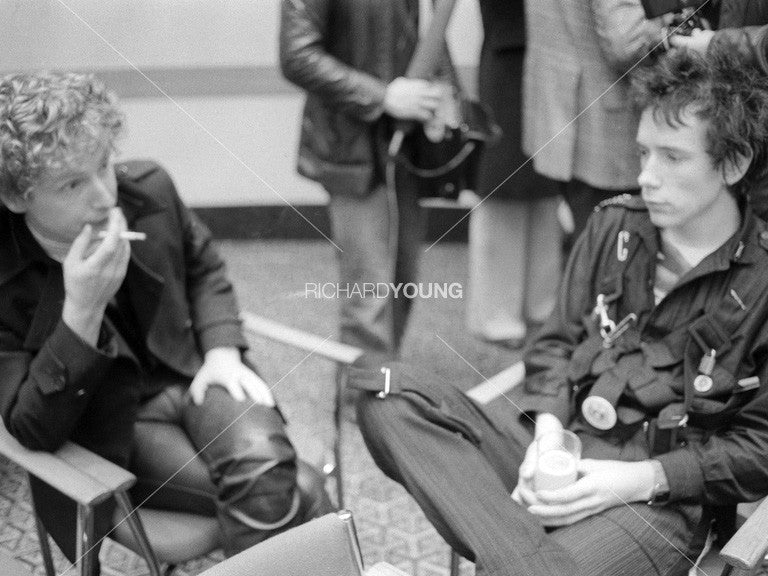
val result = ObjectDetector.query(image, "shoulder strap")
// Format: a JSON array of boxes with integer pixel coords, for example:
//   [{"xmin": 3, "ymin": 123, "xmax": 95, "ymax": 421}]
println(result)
[{"xmin": 406, "ymin": 0, "xmax": 458, "ymax": 81}]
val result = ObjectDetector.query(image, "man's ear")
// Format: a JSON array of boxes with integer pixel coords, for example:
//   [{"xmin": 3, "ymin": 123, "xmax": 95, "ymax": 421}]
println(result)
[
  {"xmin": 723, "ymin": 150, "xmax": 753, "ymax": 187},
  {"xmin": 0, "ymin": 192, "xmax": 29, "ymax": 214}
]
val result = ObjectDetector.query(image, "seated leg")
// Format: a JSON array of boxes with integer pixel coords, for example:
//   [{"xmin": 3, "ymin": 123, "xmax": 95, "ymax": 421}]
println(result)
[
  {"xmin": 133, "ymin": 385, "xmax": 331, "ymax": 556},
  {"xmin": 356, "ymin": 371, "xmax": 705, "ymax": 576}
]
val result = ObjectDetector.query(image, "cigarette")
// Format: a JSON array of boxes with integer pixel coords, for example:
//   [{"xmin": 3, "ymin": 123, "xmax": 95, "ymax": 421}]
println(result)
[{"xmin": 97, "ymin": 230, "xmax": 147, "ymax": 241}]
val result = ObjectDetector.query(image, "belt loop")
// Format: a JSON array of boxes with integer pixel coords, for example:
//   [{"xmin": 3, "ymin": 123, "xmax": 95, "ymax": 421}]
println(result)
[{"xmin": 377, "ymin": 367, "xmax": 391, "ymax": 399}]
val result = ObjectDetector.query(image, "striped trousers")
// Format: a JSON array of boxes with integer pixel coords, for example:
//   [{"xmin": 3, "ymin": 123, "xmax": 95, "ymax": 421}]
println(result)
[{"xmin": 356, "ymin": 368, "xmax": 708, "ymax": 576}]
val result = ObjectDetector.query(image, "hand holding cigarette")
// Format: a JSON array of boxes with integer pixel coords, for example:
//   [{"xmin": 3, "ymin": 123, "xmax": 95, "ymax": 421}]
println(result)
[{"xmin": 97, "ymin": 230, "xmax": 146, "ymax": 241}]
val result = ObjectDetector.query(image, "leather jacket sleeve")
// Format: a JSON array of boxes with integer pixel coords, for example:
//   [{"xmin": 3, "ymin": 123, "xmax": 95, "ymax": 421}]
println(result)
[
  {"xmin": 279, "ymin": 0, "xmax": 388, "ymax": 122},
  {"xmin": 590, "ymin": 0, "xmax": 664, "ymax": 71},
  {"xmin": 709, "ymin": 24, "xmax": 768, "ymax": 74}
]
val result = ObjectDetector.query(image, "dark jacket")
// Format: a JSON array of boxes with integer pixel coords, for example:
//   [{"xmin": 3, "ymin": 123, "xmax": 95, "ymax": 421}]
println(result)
[
  {"xmin": 515, "ymin": 195, "xmax": 768, "ymax": 507},
  {"xmin": 279, "ymin": 0, "xmax": 416, "ymax": 196},
  {"xmin": 475, "ymin": 0, "xmax": 559, "ymax": 201},
  {"xmin": 0, "ymin": 161, "xmax": 246, "ymax": 463}
]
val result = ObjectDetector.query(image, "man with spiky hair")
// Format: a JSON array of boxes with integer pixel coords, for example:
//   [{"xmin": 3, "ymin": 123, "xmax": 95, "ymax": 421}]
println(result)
[
  {"xmin": 355, "ymin": 49, "xmax": 768, "ymax": 576},
  {"xmin": 0, "ymin": 72, "xmax": 330, "ymax": 574}
]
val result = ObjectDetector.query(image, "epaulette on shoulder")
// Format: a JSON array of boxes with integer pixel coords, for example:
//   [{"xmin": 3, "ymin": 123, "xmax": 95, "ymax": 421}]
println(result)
[
  {"xmin": 594, "ymin": 193, "xmax": 646, "ymax": 212},
  {"xmin": 115, "ymin": 160, "xmax": 159, "ymax": 182}
]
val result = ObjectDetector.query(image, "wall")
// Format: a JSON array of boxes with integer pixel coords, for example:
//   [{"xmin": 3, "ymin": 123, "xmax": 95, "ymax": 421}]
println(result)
[{"xmin": 0, "ymin": 0, "xmax": 482, "ymax": 207}]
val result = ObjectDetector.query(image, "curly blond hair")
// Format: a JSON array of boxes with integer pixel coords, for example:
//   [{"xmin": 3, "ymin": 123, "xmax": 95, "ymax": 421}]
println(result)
[{"xmin": 0, "ymin": 71, "xmax": 124, "ymax": 201}]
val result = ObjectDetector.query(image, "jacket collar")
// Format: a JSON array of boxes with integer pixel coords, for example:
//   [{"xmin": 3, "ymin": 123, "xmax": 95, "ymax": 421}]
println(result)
[{"xmin": 630, "ymin": 197, "xmax": 762, "ymax": 280}]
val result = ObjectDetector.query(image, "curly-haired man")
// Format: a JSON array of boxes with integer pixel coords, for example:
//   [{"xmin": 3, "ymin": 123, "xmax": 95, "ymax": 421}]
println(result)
[
  {"xmin": 0, "ymin": 72, "xmax": 331, "ymax": 574},
  {"xmin": 354, "ymin": 49, "xmax": 768, "ymax": 576}
]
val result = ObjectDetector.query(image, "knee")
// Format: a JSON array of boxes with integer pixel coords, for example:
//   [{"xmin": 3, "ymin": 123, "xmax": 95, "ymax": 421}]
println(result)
[{"xmin": 356, "ymin": 392, "xmax": 417, "ymax": 451}]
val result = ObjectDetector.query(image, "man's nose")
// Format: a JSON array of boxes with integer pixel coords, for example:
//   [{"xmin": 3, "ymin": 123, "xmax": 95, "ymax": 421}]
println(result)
[{"xmin": 637, "ymin": 157, "xmax": 659, "ymax": 189}]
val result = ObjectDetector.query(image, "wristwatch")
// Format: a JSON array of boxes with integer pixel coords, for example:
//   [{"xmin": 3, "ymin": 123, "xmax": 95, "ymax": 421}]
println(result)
[{"xmin": 647, "ymin": 459, "xmax": 671, "ymax": 506}]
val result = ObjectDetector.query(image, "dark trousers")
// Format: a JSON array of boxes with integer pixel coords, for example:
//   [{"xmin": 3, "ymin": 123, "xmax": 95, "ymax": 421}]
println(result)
[
  {"xmin": 33, "ymin": 385, "xmax": 331, "ymax": 573},
  {"xmin": 129, "ymin": 385, "xmax": 332, "ymax": 556},
  {"xmin": 357, "ymin": 374, "xmax": 705, "ymax": 576}
]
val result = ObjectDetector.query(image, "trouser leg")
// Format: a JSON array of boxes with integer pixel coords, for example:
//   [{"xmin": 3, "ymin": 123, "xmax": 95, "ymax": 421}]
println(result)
[
  {"xmin": 357, "ymin": 379, "xmax": 580, "ymax": 576},
  {"xmin": 524, "ymin": 196, "xmax": 561, "ymax": 323},
  {"xmin": 133, "ymin": 385, "xmax": 331, "ymax": 557},
  {"xmin": 357, "ymin": 370, "xmax": 703, "ymax": 576},
  {"xmin": 327, "ymin": 170, "xmax": 425, "ymax": 357},
  {"xmin": 391, "ymin": 171, "xmax": 427, "ymax": 350},
  {"xmin": 467, "ymin": 198, "xmax": 529, "ymax": 341}
]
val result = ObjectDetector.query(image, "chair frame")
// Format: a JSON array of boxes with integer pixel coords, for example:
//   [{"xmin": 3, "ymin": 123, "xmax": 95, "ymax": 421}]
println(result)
[{"xmin": 2, "ymin": 314, "xmax": 767, "ymax": 576}]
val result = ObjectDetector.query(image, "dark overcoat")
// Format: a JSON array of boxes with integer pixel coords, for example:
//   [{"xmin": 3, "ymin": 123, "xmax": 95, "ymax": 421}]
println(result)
[{"xmin": 476, "ymin": 0, "xmax": 559, "ymax": 201}]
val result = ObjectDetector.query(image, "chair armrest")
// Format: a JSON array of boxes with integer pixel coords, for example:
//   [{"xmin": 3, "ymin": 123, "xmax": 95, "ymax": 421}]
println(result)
[
  {"xmin": 241, "ymin": 312, "xmax": 363, "ymax": 366},
  {"xmin": 0, "ymin": 420, "xmax": 134, "ymax": 506},
  {"xmin": 0, "ymin": 421, "xmax": 116, "ymax": 506},
  {"xmin": 365, "ymin": 562, "xmax": 413, "ymax": 576},
  {"xmin": 720, "ymin": 497, "xmax": 768, "ymax": 572},
  {"xmin": 56, "ymin": 441, "xmax": 135, "ymax": 492},
  {"xmin": 466, "ymin": 361, "xmax": 525, "ymax": 405}
]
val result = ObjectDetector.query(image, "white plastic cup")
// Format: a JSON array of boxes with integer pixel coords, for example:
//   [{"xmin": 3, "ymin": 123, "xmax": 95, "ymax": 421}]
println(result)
[{"xmin": 534, "ymin": 430, "xmax": 581, "ymax": 491}]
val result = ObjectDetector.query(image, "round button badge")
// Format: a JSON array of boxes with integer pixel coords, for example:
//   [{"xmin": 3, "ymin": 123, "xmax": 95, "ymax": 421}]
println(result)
[
  {"xmin": 693, "ymin": 374, "xmax": 714, "ymax": 393},
  {"xmin": 581, "ymin": 396, "xmax": 618, "ymax": 430}
]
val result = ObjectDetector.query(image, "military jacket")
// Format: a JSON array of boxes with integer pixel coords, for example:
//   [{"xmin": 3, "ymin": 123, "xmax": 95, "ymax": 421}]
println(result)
[{"xmin": 516, "ymin": 195, "xmax": 768, "ymax": 506}]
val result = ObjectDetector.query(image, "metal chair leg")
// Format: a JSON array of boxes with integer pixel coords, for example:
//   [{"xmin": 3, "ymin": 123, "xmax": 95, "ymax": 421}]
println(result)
[
  {"xmin": 449, "ymin": 550, "xmax": 461, "ymax": 576},
  {"xmin": 333, "ymin": 364, "xmax": 348, "ymax": 508},
  {"xmin": 114, "ymin": 491, "xmax": 163, "ymax": 576},
  {"xmin": 75, "ymin": 503, "xmax": 97, "ymax": 576},
  {"xmin": 30, "ymin": 491, "xmax": 56, "ymax": 576}
]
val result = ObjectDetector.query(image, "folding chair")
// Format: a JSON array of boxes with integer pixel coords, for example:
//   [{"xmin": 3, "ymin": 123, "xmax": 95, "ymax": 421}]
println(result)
[{"xmin": 196, "ymin": 510, "xmax": 410, "ymax": 576}]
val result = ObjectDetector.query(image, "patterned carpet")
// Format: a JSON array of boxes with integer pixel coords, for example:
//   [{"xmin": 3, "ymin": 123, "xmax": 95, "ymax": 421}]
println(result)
[{"xmin": 0, "ymin": 240, "xmax": 517, "ymax": 576}]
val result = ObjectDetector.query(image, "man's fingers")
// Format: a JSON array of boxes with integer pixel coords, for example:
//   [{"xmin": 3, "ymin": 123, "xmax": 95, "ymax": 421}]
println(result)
[
  {"xmin": 239, "ymin": 372, "xmax": 275, "ymax": 407},
  {"xmin": 223, "ymin": 379, "xmax": 247, "ymax": 403},
  {"xmin": 67, "ymin": 224, "xmax": 94, "ymax": 261},
  {"xmin": 87, "ymin": 208, "xmax": 128, "ymax": 264},
  {"xmin": 536, "ymin": 479, "xmax": 592, "ymax": 504}
]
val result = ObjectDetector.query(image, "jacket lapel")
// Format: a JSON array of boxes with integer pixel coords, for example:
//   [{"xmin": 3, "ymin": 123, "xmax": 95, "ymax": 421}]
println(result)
[
  {"xmin": 24, "ymin": 266, "xmax": 64, "ymax": 351},
  {"xmin": 117, "ymin": 178, "xmax": 166, "ymax": 341}
]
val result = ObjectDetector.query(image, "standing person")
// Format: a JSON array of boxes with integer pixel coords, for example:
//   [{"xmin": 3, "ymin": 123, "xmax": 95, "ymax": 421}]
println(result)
[
  {"xmin": 467, "ymin": 0, "xmax": 562, "ymax": 348},
  {"xmin": 355, "ymin": 49, "xmax": 768, "ymax": 576},
  {"xmin": 0, "ymin": 72, "xmax": 331, "ymax": 575},
  {"xmin": 523, "ymin": 0, "xmax": 663, "ymax": 238},
  {"xmin": 279, "ymin": 0, "xmax": 443, "ymax": 359}
]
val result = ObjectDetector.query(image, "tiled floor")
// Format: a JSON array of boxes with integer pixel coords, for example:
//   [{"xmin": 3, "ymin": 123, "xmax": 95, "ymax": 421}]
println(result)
[{"xmin": 0, "ymin": 239, "xmax": 518, "ymax": 576}]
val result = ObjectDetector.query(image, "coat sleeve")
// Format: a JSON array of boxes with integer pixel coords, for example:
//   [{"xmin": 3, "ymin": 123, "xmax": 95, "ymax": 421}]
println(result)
[
  {"xmin": 150, "ymin": 173, "xmax": 248, "ymax": 355},
  {"xmin": 279, "ymin": 0, "xmax": 387, "ymax": 122},
  {"xmin": 656, "ymin": 326, "xmax": 768, "ymax": 506},
  {"xmin": 518, "ymin": 214, "xmax": 604, "ymax": 424},
  {"xmin": 0, "ymin": 317, "xmax": 119, "ymax": 452},
  {"xmin": 709, "ymin": 24, "xmax": 768, "ymax": 75},
  {"xmin": 590, "ymin": 0, "xmax": 663, "ymax": 71}
]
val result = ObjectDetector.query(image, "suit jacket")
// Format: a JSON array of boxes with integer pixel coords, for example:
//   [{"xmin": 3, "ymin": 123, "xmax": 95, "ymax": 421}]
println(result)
[
  {"xmin": 522, "ymin": 0, "xmax": 659, "ymax": 189},
  {"xmin": 0, "ymin": 160, "xmax": 246, "ymax": 465}
]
